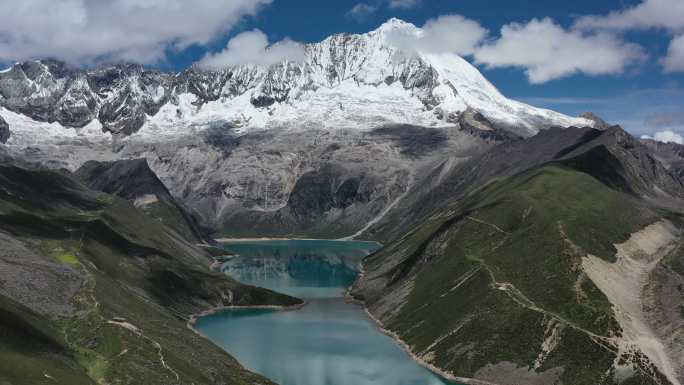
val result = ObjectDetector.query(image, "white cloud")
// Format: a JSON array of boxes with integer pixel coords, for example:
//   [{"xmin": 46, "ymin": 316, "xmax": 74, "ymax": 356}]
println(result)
[
  {"xmin": 573, "ymin": 0, "xmax": 684, "ymax": 73},
  {"xmin": 641, "ymin": 130, "xmax": 684, "ymax": 144},
  {"xmin": 664, "ymin": 35, "xmax": 684, "ymax": 72},
  {"xmin": 346, "ymin": 3, "xmax": 378, "ymax": 22},
  {"xmin": 0, "ymin": 0, "xmax": 270, "ymax": 65},
  {"xmin": 574, "ymin": 0, "xmax": 684, "ymax": 33},
  {"xmin": 388, "ymin": 0, "xmax": 421, "ymax": 9},
  {"xmin": 196, "ymin": 30, "xmax": 305, "ymax": 69},
  {"xmin": 388, "ymin": 14, "xmax": 488, "ymax": 56},
  {"xmin": 473, "ymin": 18, "xmax": 645, "ymax": 84}
]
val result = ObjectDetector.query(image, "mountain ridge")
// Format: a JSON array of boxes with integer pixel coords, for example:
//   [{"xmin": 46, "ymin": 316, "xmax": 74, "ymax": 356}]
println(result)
[
  {"xmin": 351, "ymin": 125, "xmax": 684, "ymax": 384},
  {"xmin": 0, "ymin": 18, "xmax": 591, "ymax": 143}
]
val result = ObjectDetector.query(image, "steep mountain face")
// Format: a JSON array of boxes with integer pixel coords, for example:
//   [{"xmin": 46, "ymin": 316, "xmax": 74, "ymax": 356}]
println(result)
[
  {"xmin": 0, "ymin": 18, "xmax": 598, "ymax": 239},
  {"xmin": 74, "ymin": 159, "xmax": 206, "ymax": 243},
  {"xmin": 157, "ymin": 123, "xmax": 502, "ymax": 238},
  {"xmin": 580, "ymin": 111, "xmax": 611, "ymax": 130},
  {"xmin": 360, "ymin": 125, "xmax": 684, "ymax": 243},
  {"xmin": 3, "ymin": 110, "xmax": 511, "ymax": 238},
  {"xmin": 0, "ymin": 157, "xmax": 300, "ymax": 385},
  {"xmin": 0, "ymin": 114, "xmax": 8, "ymax": 144},
  {"xmin": 351, "ymin": 126, "xmax": 684, "ymax": 385},
  {"xmin": 641, "ymin": 139, "xmax": 684, "ymax": 179},
  {"xmin": 0, "ymin": 60, "xmax": 169, "ymax": 135}
]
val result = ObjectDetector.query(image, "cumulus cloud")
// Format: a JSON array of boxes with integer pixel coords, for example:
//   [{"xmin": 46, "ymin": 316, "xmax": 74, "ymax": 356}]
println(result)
[
  {"xmin": 473, "ymin": 18, "xmax": 645, "ymax": 84},
  {"xmin": 346, "ymin": 3, "xmax": 378, "ymax": 22},
  {"xmin": 574, "ymin": 0, "xmax": 684, "ymax": 73},
  {"xmin": 574, "ymin": 0, "xmax": 684, "ymax": 32},
  {"xmin": 664, "ymin": 35, "xmax": 684, "ymax": 72},
  {"xmin": 388, "ymin": 0, "xmax": 421, "ymax": 9},
  {"xmin": 197, "ymin": 30, "xmax": 305, "ymax": 69},
  {"xmin": 641, "ymin": 130, "xmax": 684, "ymax": 144},
  {"xmin": 388, "ymin": 14, "xmax": 488, "ymax": 56},
  {"xmin": 0, "ymin": 0, "xmax": 270, "ymax": 65}
]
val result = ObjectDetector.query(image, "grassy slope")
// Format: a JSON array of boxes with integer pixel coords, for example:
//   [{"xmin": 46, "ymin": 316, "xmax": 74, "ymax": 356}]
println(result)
[
  {"xmin": 0, "ymin": 163, "xmax": 301, "ymax": 385},
  {"xmin": 357, "ymin": 164, "xmax": 670, "ymax": 385}
]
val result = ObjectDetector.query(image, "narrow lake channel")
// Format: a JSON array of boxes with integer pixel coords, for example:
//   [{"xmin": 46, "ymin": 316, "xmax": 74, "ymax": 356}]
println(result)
[{"xmin": 194, "ymin": 239, "xmax": 456, "ymax": 385}]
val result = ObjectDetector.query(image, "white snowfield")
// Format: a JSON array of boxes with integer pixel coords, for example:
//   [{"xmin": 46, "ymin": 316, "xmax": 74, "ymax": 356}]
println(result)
[{"xmin": 1, "ymin": 18, "xmax": 591, "ymax": 147}]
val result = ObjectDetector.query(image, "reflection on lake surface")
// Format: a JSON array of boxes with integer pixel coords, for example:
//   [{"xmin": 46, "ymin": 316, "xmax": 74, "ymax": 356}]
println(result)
[{"xmin": 195, "ymin": 239, "xmax": 455, "ymax": 385}]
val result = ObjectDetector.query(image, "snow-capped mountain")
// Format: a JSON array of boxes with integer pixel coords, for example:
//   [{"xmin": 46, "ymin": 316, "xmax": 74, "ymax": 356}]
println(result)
[
  {"xmin": 0, "ymin": 18, "xmax": 591, "ymax": 144},
  {"xmin": 0, "ymin": 19, "xmax": 599, "ymax": 239}
]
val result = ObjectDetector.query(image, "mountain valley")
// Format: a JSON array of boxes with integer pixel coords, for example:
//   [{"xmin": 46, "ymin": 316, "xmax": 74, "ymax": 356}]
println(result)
[{"xmin": 0, "ymin": 17, "xmax": 683, "ymax": 385}]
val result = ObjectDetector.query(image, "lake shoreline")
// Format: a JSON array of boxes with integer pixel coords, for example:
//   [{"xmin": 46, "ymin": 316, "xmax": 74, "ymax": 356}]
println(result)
[
  {"xmin": 193, "ymin": 238, "xmax": 461, "ymax": 385},
  {"xmin": 347, "ymin": 273, "xmax": 494, "ymax": 385},
  {"xmin": 186, "ymin": 302, "xmax": 307, "ymax": 342},
  {"xmin": 188, "ymin": 301, "xmax": 306, "ymax": 326},
  {"xmin": 214, "ymin": 237, "xmax": 382, "ymax": 246}
]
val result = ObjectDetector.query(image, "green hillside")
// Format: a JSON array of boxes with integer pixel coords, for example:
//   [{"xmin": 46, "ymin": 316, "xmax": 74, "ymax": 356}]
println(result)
[
  {"xmin": 354, "ymin": 164, "xmax": 679, "ymax": 385},
  {"xmin": 0, "ymin": 162, "xmax": 301, "ymax": 385}
]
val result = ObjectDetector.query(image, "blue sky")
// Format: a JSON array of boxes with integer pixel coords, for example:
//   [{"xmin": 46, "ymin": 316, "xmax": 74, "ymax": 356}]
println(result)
[{"xmin": 0, "ymin": 0, "xmax": 682, "ymax": 140}]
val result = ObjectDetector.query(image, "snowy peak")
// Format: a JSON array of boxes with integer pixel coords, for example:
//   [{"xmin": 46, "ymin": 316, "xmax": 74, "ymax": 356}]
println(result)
[
  {"xmin": 0, "ymin": 19, "xmax": 592, "ymax": 142},
  {"xmin": 371, "ymin": 17, "xmax": 422, "ymax": 41}
]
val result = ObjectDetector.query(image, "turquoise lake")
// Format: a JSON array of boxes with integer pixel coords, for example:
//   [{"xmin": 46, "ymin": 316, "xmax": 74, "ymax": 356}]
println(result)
[{"xmin": 194, "ymin": 239, "xmax": 455, "ymax": 385}]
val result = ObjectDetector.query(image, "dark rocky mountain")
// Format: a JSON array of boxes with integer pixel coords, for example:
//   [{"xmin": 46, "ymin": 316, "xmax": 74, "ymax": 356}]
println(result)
[
  {"xmin": 0, "ymin": 114, "xmax": 8, "ymax": 143},
  {"xmin": 457, "ymin": 107, "xmax": 523, "ymax": 143},
  {"xmin": 641, "ymin": 139, "xmax": 684, "ymax": 179},
  {"xmin": 190, "ymin": 123, "xmax": 508, "ymax": 239},
  {"xmin": 580, "ymin": 111, "xmax": 611, "ymax": 130},
  {"xmin": 74, "ymin": 159, "xmax": 206, "ymax": 243}
]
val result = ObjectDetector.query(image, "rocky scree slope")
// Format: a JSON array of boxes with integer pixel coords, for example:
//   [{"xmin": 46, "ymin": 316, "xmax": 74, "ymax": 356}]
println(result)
[{"xmin": 0, "ymin": 156, "xmax": 301, "ymax": 385}]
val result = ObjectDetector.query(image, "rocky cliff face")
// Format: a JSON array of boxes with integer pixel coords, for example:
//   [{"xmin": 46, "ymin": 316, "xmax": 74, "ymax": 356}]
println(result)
[
  {"xmin": 641, "ymin": 139, "xmax": 684, "ymax": 179},
  {"xmin": 0, "ymin": 114, "xmax": 9, "ymax": 143},
  {"xmin": 74, "ymin": 159, "xmax": 207, "ymax": 242},
  {"xmin": 122, "ymin": 123, "xmax": 501, "ymax": 238}
]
